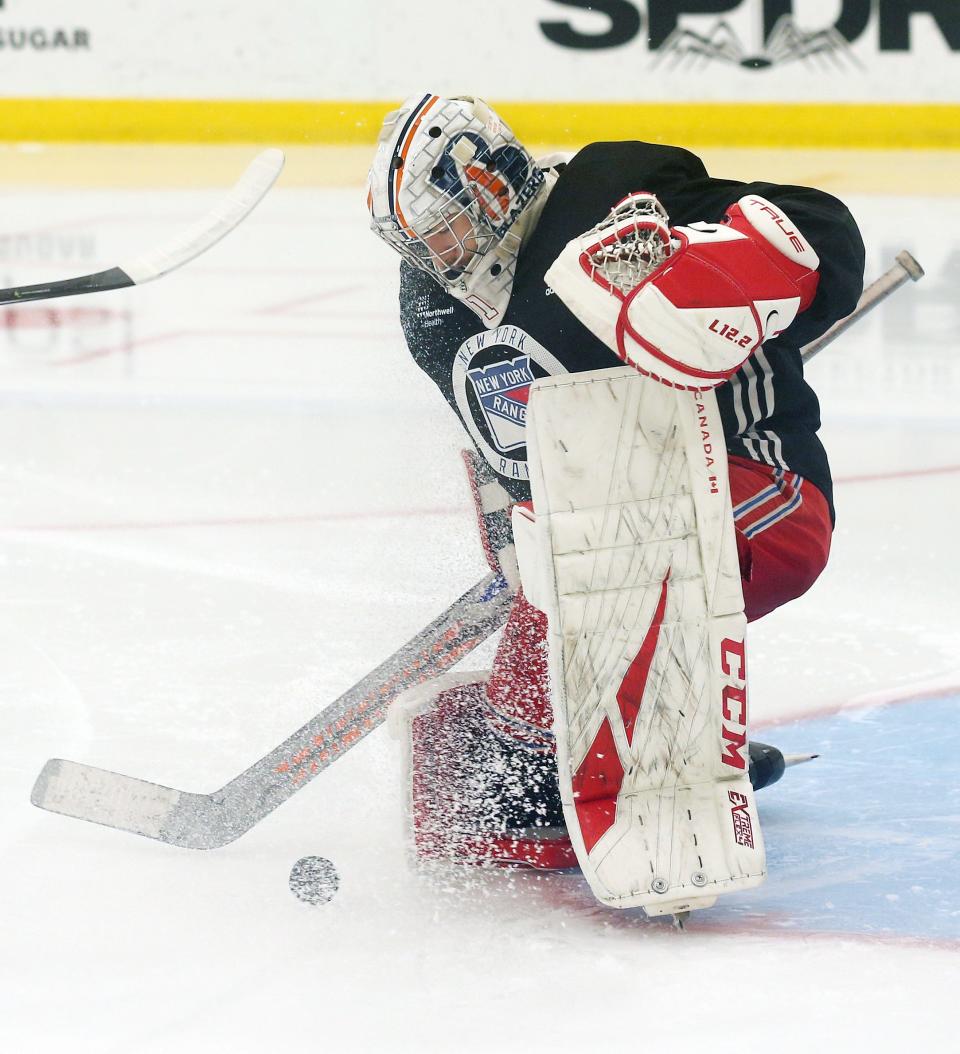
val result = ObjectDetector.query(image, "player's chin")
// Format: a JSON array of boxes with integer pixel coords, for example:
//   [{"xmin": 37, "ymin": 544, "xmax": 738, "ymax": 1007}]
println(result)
[{"xmin": 436, "ymin": 246, "xmax": 482, "ymax": 282}]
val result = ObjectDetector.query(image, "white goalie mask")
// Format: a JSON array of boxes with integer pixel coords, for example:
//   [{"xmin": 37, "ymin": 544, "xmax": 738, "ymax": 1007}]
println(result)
[{"xmin": 367, "ymin": 93, "xmax": 546, "ymax": 328}]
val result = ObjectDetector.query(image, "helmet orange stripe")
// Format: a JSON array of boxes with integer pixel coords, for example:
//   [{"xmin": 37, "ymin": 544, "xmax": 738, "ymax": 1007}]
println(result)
[{"xmin": 393, "ymin": 94, "xmax": 439, "ymax": 232}]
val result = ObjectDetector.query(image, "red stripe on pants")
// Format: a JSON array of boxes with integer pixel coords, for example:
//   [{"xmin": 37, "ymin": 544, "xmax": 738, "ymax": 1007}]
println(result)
[
  {"xmin": 728, "ymin": 455, "xmax": 832, "ymax": 622},
  {"xmin": 485, "ymin": 456, "xmax": 833, "ymax": 734}
]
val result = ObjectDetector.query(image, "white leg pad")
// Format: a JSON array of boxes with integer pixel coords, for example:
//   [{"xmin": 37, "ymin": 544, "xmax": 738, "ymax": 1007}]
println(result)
[
  {"xmin": 388, "ymin": 670, "xmax": 489, "ymax": 858},
  {"xmin": 525, "ymin": 366, "xmax": 765, "ymax": 915},
  {"xmin": 511, "ymin": 503, "xmax": 553, "ymax": 613},
  {"xmin": 388, "ymin": 669, "xmax": 489, "ymax": 771}
]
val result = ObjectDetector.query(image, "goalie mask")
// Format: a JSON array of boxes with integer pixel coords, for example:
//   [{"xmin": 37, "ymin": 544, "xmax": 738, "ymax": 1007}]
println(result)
[{"xmin": 367, "ymin": 93, "xmax": 546, "ymax": 328}]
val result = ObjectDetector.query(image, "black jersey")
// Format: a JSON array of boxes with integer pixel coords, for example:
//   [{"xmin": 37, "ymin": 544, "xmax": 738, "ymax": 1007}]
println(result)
[{"xmin": 399, "ymin": 141, "xmax": 865, "ymax": 521}]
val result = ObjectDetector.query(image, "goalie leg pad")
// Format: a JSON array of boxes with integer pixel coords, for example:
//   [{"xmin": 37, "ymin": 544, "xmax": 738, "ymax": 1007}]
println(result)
[
  {"xmin": 525, "ymin": 366, "xmax": 766, "ymax": 914},
  {"xmin": 485, "ymin": 589, "xmax": 554, "ymax": 745},
  {"xmin": 389, "ymin": 670, "xmax": 576, "ymax": 870}
]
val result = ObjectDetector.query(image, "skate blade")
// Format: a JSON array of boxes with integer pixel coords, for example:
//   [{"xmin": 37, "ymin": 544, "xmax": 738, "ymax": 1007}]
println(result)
[{"xmin": 643, "ymin": 895, "xmax": 718, "ymax": 919}]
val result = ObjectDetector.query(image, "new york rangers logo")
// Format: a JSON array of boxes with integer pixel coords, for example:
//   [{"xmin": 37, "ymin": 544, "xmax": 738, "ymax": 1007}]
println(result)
[
  {"xmin": 467, "ymin": 354, "xmax": 533, "ymax": 454},
  {"xmin": 452, "ymin": 327, "xmax": 565, "ymax": 482}
]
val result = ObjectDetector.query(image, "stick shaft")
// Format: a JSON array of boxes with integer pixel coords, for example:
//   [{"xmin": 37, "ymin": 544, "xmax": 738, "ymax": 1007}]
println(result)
[
  {"xmin": 32, "ymin": 571, "xmax": 515, "ymax": 848},
  {"xmin": 800, "ymin": 251, "xmax": 924, "ymax": 363},
  {"xmin": 221, "ymin": 572, "xmax": 513, "ymax": 815}
]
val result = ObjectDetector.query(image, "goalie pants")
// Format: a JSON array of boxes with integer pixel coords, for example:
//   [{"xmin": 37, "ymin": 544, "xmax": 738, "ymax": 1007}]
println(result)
[{"xmin": 486, "ymin": 455, "xmax": 833, "ymax": 736}]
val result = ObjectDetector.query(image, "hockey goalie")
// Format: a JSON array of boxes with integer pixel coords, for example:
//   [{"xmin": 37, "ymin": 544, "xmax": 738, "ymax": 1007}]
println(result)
[{"xmin": 368, "ymin": 93, "xmax": 865, "ymax": 918}]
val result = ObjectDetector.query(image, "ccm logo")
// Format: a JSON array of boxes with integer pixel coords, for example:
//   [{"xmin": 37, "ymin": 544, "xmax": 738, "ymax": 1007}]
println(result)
[
  {"xmin": 708, "ymin": 319, "xmax": 751, "ymax": 349},
  {"xmin": 720, "ymin": 637, "xmax": 747, "ymax": 770}
]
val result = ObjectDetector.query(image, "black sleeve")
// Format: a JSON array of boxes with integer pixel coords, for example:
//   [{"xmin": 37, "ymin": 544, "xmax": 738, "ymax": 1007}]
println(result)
[
  {"xmin": 556, "ymin": 141, "xmax": 711, "ymax": 229},
  {"xmin": 553, "ymin": 145, "xmax": 866, "ymax": 351}
]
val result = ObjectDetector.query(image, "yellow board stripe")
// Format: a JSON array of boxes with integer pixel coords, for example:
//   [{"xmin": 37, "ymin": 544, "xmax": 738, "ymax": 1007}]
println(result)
[{"xmin": 0, "ymin": 98, "xmax": 957, "ymax": 148}]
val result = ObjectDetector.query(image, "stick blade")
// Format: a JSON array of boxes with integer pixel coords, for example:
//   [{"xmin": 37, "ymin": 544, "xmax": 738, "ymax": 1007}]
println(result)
[
  {"xmin": 32, "ymin": 758, "xmax": 182, "ymax": 838},
  {"xmin": 121, "ymin": 147, "xmax": 285, "ymax": 284},
  {"xmin": 31, "ymin": 759, "xmax": 246, "ymax": 849},
  {"xmin": 33, "ymin": 759, "xmax": 185, "ymax": 843}
]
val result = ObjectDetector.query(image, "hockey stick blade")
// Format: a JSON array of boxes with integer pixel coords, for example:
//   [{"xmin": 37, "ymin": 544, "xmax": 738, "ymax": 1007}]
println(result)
[
  {"xmin": 0, "ymin": 148, "xmax": 284, "ymax": 306},
  {"xmin": 31, "ymin": 571, "xmax": 514, "ymax": 849},
  {"xmin": 800, "ymin": 250, "xmax": 923, "ymax": 363}
]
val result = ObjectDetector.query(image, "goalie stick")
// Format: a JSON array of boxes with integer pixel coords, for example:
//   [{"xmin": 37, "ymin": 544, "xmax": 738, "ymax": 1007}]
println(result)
[
  {"xmin": 800, "ymin": 251, "xmax": 923, "ymax": 363},
  {"xmin": 0, "ymin": 148, "xmax": 284, "ymax": 306},
  {"xmin": 32, "ymin": 572, "xmax": 514, "ymax": 848},
  {"xmin": 29, "ymin": 251, "xmax": 922, "ymax": 848}
]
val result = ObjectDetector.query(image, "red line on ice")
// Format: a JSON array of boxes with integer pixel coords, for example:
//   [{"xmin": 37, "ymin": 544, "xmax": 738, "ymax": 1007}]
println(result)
[
  {"xmin": 835, "ymin": 464, "xmax": 960, "ymax": 484},
  {"xmin": 754, "ymin": 681, "xmax": 960, "ymax": 730},
  {"xmin": 255, "ymin": 286, "xmax": 363, "ymax": 315},
  {"xmin": 1, "ymin": 505, "xmax": 470, "ymax": 533},
  {"xmin": 53, "ymin": 326, "xmax": 394, "ymax": 366}
]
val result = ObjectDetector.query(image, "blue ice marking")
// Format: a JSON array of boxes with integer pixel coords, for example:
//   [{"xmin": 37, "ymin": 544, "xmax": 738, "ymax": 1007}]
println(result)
[{"xmin": 717, "ymin": 693, "xmax": 960, "ymax": 941}]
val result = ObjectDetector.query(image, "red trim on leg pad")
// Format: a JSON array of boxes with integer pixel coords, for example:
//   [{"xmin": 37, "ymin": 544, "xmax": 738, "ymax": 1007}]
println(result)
[
  {"xmin": 572, "ymin": 716, "xmax": 623, "ymax": 854},
  {"xmin": 616, "ymin": 570, "xmax": 669, "ymax": 747},
  {"xmin": 486, "ymin": 590, "xmax": 553, "ymax": 739}
]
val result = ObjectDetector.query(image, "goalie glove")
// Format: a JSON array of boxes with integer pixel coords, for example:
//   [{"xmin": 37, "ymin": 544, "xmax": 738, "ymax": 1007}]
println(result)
[{"xmin": 546, "ymin": 193, "xmax": 820, "ymax": 390}]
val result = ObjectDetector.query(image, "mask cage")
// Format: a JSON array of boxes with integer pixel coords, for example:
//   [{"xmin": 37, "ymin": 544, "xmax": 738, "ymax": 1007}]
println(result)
[{"xmin": 376, "ymin": 190, "xmax": 498, "ymax": 286}]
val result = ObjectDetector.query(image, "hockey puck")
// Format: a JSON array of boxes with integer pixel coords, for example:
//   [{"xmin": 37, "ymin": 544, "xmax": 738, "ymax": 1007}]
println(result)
[{"xmin": 288, "ymin": 855, "xmax": 339, "ymax": 905}]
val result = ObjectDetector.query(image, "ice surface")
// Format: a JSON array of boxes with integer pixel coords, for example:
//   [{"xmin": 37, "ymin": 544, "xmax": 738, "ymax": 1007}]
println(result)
[{"xmin": 0, "ymin": 148, "xmax": 958, "ymax": 1052}]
